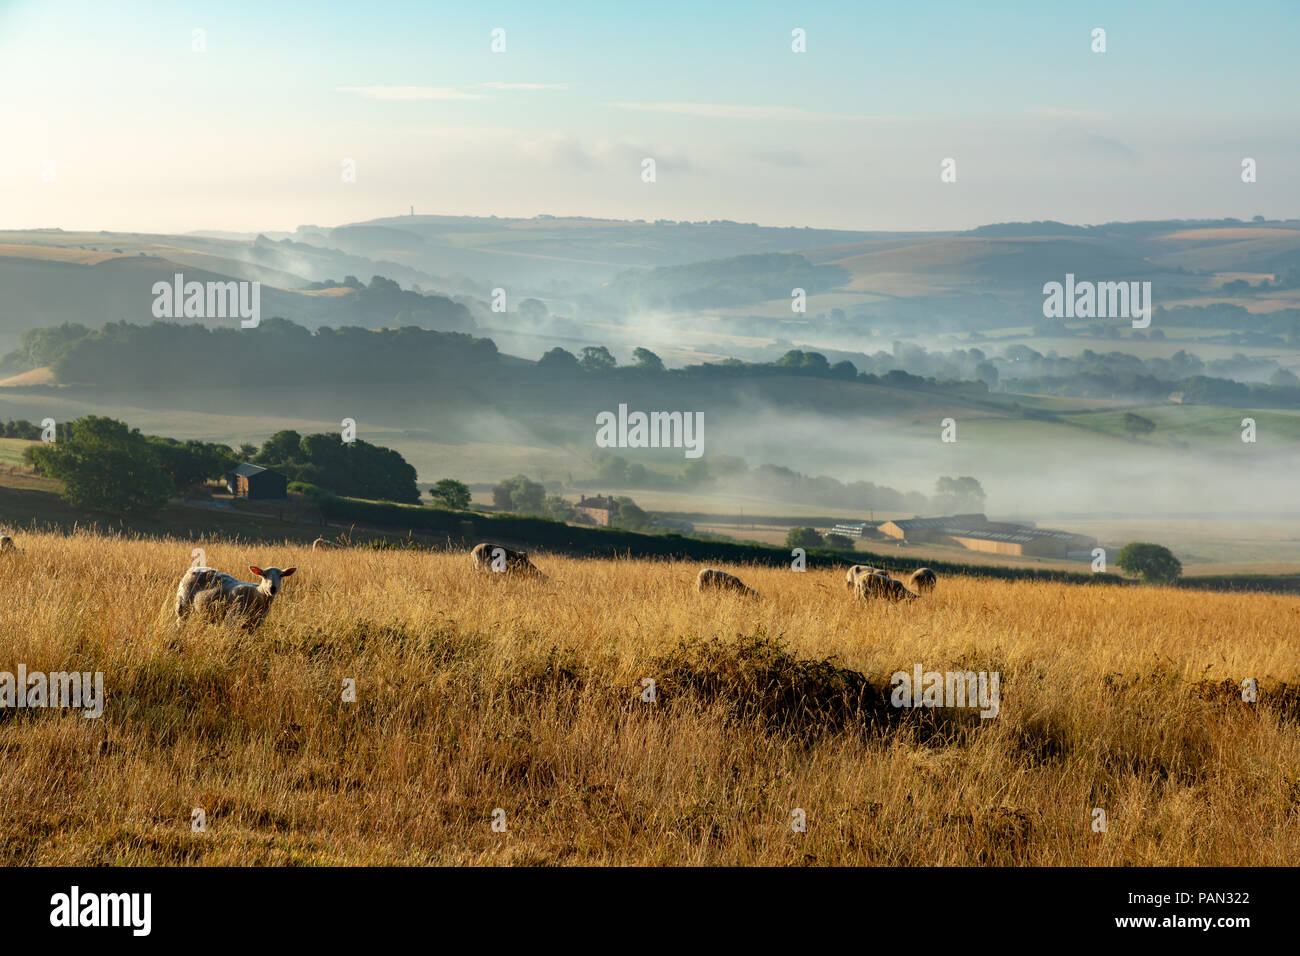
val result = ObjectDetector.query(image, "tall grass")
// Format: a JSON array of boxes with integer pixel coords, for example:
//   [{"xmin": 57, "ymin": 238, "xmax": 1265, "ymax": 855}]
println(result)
[{"xmin": 0, "ymin": 530, "xmax": 1296, "ymax": 865}]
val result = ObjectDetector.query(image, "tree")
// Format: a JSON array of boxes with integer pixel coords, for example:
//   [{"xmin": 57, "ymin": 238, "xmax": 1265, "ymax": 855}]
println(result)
[
  {"xmin": 545, "ymin": 494, "xmax": 576, "ymax": 522},
  {"xmin": 1269, "ymin": 367, "xmax": 1299, "ymax": 388},
  {"xmin": 775, "ymin": 349, "xmax": 830, "ymax": 374},
  {"xmin": 145, "ymin": 437, "xmax": 237, "ymax": 488},
  {"xmin": 256, "ymin": 431, "xmax": 419, "ymax": 503},
  {"xmin": 255, "ymin": 430, "xmax": 304, "ymax": 465},
  {"xmin": 429, "ymin": 478, "xmax": 471, "ymax": 510},
  {"xmin": 537, "ymin": 347, "xmax": 580, "ymax": 371},
  {"xmin": 3, "ymin": 419, "xmax": 42, "ymax": 440},
  {"xmin": 823, "ymin": 533, "xmax": 855, "ymax": 550},
  {"xmin": 9, "ymin": 322, "xmax": 89, "ymax": 370},
  {"xmin": 492, "ymin": 474, "xmax": 546, "ymax": 514},
  {"xmin": 598, "ymin": 455, "xmax": 629, "ymax": 484},
  {"xmin": 785, "ymin": 527, "xmax": 824, "ymax": 550},
  {"xmin": 631, "ymin": 347, "xmax": 665, "ymax": 372},
  {"xmin": 579, "ymin": 346, "xmax": 617, "ymax": 371},
  {"xmin": 1122, "ymin": 412, "xmax": 1157, "ymax": 436},
  {"xmin": 1115, "ymin": 542, "xmax": 1182, "ymax": 584},
  {"xmin": 237, "ymin": 442, "xmax": 259, "ymax": 460},
  {"xmin": 933, "ymin": 476, "xmax": 986, "ymax": 514},
  {"xmin": 680, "ymin": 460, "xmax": 710, "ymax": 487},
  {"xmin": 611, "ymin": 496, "xmax": 649, "ymax": 531},
  {"xmin": 29, "ymin": 416, "xmax": 173, "ymax": 515}
]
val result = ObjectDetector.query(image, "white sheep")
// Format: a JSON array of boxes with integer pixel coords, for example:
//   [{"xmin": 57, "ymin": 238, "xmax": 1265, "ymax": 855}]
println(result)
[
  {"xmin": 844, "ymin": 564, "xmax": 878, "ymax": 590},
  {"xmin": 175, "ymin": 564, "xmax": 296, "ymax": 630}
]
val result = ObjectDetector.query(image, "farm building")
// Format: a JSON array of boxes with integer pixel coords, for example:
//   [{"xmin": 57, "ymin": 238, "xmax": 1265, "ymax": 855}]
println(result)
[
  {"xmin": 829, "ymin": 522, "xmax": 871, "ymax": 538},
  {"xmin": 575, "ymin": 494, "xmax": 617, "ymax": 527},
  {"xmin": 878, "ymin": 513, "xmax": 1095, "ymax": 558},
  {"xmin": 225, "ymin": 463, "xmax": 288, "ymax": 500}
]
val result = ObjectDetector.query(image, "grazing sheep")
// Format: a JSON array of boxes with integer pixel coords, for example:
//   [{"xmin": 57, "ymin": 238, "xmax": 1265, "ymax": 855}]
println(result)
[
  {"xmin": 844, "ymin": 564, "xmax": 879, "ymax": 590},
  {"xmin": 0, "ymin": 534, "xmax": 15, "ymax": 553},
  {"xmin": 696, "ymin": 568, "xmax": 759, "ymax": 597},
  {"xmin": 175, "ymin": 565, "xmax": 296, "ymax": 630},
  {"xmin": 854, "ymin": 572, "xmax": 918, "ymax": 603},
  {"xmin": 311, "ymin": 537, "xmax": 339, "ymax": 550},
  {"xmin": 907, "ymin": 567, "xmax": 937, "ymax": 593},
  {"xmin": 471, "ymin": 542, "xmax": 545, "ymax": 578}
]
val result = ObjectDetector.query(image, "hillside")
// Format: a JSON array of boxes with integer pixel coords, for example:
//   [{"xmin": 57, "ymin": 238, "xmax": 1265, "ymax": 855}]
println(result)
[{"xmin": 0, "ymin": 531, "xmax": 1296, "ymax": 865}]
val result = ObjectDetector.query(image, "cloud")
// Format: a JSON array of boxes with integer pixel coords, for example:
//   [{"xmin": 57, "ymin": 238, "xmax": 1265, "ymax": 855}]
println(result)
[
  {"xmin": 1027, "ymin": 107, "xmax": 1110, "ymax": 121},
  {"xmin": 479, "ymin": 82, "xmax": 568, "ymax": 91},
  {"xmin": 511, "ymin": 134, "xmax": 694, "ymax": 172},
  {"xmin": 613, "ymin": 101, "xmax": 877, "ymax": 122},
  {"xmin": 337, "ymin": 86, "xmax": 489, "ymax": 100},
  {"xmin": 516, "ymin": 132, "xmax": 598, "ymax": 168}
]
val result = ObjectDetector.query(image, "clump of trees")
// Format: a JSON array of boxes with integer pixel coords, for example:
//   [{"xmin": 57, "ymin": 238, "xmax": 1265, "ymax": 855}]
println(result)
[
  {"xmin": 3, "ymin": 318, "xmax": 500, "ymax": 388},
  {"xmin": 1115, "ymin": 542, "xmax": 1182, "ymax": 584},
  {"xmin": 609, "ymin": 496, "xmax": 650, "ymax": 531},
  {"xmin": 932, "ymin": 476, "xmax": 986, "ymax": 514},
  {"xmin": 490, "ymin": 474, "xmax": 574, "ymax": 522},
  {"xmin": 3, "ymin": 419, "xmax": 69, "ymax": 441},
  {"xmin": 255, "ymin": 429, "xmax": 419, "ymax": 503},
  {"xmin": 492, "ymin": 474, "xmax": 547, "ymax": 514},
  {"xmin": 489, "ymin": 475, "xmax": 653, "ymax": 528},
  {"xmin": 27, "ymin": 416, "xmax": 202, "ymax": 515}
]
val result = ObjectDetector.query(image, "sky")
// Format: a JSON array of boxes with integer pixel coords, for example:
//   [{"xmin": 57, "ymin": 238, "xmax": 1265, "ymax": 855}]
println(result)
[{"xmin": 1, "ymin": 0, "xmax": 1297, "ymax": 234}]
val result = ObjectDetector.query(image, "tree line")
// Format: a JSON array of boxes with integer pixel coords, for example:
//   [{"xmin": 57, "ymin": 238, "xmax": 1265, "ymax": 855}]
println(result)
[{"xmin": 20, "ymin": 417, "xmax": 420, "ymax": 515}]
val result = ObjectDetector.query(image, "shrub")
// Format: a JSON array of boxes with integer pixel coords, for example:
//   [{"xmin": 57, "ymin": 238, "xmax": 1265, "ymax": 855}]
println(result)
[{"xmin": 785, "ymin": 527, "xmax": 824, "ymax": 550}]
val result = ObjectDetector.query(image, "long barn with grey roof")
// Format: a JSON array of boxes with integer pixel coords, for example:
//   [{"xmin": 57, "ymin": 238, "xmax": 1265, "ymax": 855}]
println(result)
[{"xmin": 877, "ymin": 513, "xmax": 1095, "ymax": 557}]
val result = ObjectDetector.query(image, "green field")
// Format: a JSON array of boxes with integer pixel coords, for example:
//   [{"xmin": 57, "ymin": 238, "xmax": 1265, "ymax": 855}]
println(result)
[{"xmin": 0, "ymin": 437, "xmax": 35, "ymax": 467}]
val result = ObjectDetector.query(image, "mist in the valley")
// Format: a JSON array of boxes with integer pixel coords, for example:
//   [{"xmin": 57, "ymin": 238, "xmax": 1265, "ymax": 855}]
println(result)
[{"xmin": 702, "ymin": 402, "xmax": 1300, "ymax": 520}]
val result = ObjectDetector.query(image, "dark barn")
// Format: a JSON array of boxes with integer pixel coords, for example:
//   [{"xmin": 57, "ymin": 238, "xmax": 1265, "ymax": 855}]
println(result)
[{"xmin": 225, "ymin": 463, "xmax": 288, "ymax": 500}]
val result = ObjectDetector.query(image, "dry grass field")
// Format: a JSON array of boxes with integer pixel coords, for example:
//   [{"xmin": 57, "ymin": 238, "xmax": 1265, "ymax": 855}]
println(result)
[{"xmin": 1, "ymin": 530, "xmax": 1298, "ymax": 866}]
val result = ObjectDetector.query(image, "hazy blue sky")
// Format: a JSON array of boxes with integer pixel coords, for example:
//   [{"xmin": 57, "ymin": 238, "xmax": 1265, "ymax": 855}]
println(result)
[{"xmin": 1, "ymin": 0, "xmax": 1296, "ymax": 232}]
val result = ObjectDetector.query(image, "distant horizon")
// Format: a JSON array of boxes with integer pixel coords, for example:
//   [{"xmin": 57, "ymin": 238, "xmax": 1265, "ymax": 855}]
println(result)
[{"xmin": 7, "ymin": 210, "xmax": 1300, "ymax": 240}]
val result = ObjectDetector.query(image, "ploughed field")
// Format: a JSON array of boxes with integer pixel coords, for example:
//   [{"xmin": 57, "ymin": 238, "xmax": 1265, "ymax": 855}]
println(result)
[{"xmin": 1, "ymin": 531, "xmax": 1298, "ymax": 865}]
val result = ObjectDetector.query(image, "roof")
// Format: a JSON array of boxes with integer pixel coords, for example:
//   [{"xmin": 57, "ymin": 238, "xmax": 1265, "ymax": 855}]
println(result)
[
  {"xmin": 229, "ymin": 462, "xmax": 278, "ymax": 478},
  {"xmin": 577, "ymin": 495, "xmax": 616, "ymax": 511},
  {"xmin": 883, "ymin": 513, "xmax": 1092, "ymax": 544},
  {"xmin": 883, "ymin": 514, "xmax": 988, "ymax": 530}
]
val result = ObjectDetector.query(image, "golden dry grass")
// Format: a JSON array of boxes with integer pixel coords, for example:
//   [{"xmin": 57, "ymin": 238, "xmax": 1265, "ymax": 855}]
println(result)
[{"xmin": 1, "ymin": 530, "xmax": 1298, "ymax": 866}]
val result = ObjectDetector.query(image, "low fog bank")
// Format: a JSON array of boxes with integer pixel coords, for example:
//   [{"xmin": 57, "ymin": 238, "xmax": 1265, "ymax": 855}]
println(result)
[
  {"xmin": 705, "ymin": 405, "xmax": 1300, "ymax": 519},
  {"xmin": 2, "ymin": 383, "xmax": 1296, "ymax": 523}
]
